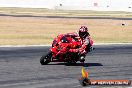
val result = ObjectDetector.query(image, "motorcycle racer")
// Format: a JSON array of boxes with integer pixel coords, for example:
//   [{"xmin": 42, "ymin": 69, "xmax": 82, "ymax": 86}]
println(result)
[
  {"xmin": 51, "ymin": 26, "xmax": 94, "ymax": 61},
  {"xmin": 40, "ymin": 26, "xmax": 94, "ymax": 65},
  {"xmin": 68, "ymin": 26, "xmax": 94, "ymax": 61},
  {"xmin": 78, "ymin": 25, "xmax": 94, "ymax": 53},
  {"xmin": 69, "ymin": 26, "xmax": 94, "ymax": 52}
]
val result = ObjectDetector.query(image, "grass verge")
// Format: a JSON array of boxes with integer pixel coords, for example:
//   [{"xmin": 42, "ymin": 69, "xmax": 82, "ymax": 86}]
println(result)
[{"xmin": 0, "ymin": 7, "xmax": 132, "ymax": 45}]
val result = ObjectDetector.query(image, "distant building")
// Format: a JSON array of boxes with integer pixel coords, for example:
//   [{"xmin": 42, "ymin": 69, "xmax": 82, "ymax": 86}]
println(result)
[{"xmin": 0, "ymin": 0, "xmax": 131, "ymax": 12}]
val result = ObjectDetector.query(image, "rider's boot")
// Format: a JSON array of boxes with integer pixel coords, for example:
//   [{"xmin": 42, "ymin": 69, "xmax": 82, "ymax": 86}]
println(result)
[{"xmin": 79, "ymin": 55, "xmax": 85, "ymax": 62}]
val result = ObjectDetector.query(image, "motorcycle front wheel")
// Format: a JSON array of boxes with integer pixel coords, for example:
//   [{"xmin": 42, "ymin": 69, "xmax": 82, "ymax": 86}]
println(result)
[{"xmin": 40, "ymin": 52, "xmax": 52, "ymax": 65}]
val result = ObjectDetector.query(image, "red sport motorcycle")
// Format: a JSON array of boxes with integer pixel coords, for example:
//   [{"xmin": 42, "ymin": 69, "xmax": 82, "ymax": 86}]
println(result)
[{"xmin": 40, "ymin": 33, "xmax": 93, "ymax": 65}]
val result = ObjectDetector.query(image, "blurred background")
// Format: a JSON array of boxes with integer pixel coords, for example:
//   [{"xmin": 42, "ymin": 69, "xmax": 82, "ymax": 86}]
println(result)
[
  {"xmin": 0, "ymin": 0, "xmax": 132, "ymax": 45},
  {"xmin": 0, "ymin": 0, "xmax": 132, "ymax": 11}
]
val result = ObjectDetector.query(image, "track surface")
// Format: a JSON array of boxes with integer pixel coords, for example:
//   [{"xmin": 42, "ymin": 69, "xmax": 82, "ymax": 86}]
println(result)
[
  {"xmin": 1, "ymin": 13, "xmax": 132, "ymax": 20},
  {"xmin": 0, "ymin": 45, "xmax": 132, "ymax": 88}
]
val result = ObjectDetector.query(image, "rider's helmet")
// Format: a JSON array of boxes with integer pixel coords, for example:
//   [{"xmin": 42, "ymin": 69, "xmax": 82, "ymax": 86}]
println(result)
[{"xmin": 79, "ymin": 26, "xmax": 89, "ymax": 39}]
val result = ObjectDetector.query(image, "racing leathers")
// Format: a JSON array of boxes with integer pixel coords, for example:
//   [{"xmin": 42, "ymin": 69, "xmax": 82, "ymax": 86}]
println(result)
[
  {"xmin": 69, "ymin": 32, "xmax": 93, "ymax": 53},
  {"xmin": 69, "ymin": 32, "xmax": 94, "ymax": 61}
]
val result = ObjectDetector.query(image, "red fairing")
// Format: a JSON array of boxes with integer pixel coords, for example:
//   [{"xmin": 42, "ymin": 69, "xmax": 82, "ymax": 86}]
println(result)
[
  {"xmin": 51, "ymin": 33, "xmax": 81, "ymax": 54},
  {"xmin": 50, "ymin": 46, "xmax": 58, "ymax": 58},
  {"xmin": 49, "ymin": 32, "xmax": 94, "ymax": 62}
]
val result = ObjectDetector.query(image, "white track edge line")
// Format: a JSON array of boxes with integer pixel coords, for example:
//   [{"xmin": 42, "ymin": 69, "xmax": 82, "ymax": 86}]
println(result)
[{"xmin": 0, "ymin": 43, "xmax": 132, "ymax": 47}]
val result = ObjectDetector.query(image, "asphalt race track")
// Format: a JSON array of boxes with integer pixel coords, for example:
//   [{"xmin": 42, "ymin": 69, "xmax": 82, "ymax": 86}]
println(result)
[
  {"xmin": 1, "ymin": 13, "xmax": 132, "ymax": 20},
  {"xmin": 0, "ymin": 44, "xmax": 132, "ymax": 88}
]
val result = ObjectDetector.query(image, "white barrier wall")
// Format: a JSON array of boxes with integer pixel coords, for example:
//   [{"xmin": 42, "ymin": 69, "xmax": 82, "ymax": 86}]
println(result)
[
  {"xmin": 56, "ymin": 0, "xmax": 132, "ymax": 12},
  {"xmin": 0, "ymin": 0, "xmax": 131, "ymax": 12},
  {"xmin": 0, "ymin": 0, "xmax": 60, "ymax": 9}
]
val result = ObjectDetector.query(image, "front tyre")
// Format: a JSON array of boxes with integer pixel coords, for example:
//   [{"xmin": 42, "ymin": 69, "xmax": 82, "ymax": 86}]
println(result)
[{"xmin": 40, "ymin": 52, "xmax": 52, "ymax": 65}]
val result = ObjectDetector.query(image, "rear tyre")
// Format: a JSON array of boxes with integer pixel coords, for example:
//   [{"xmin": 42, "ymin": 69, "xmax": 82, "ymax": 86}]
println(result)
[{"xmin": 40, "ymin": 52, "xmax": 52, "ymax": 65}]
